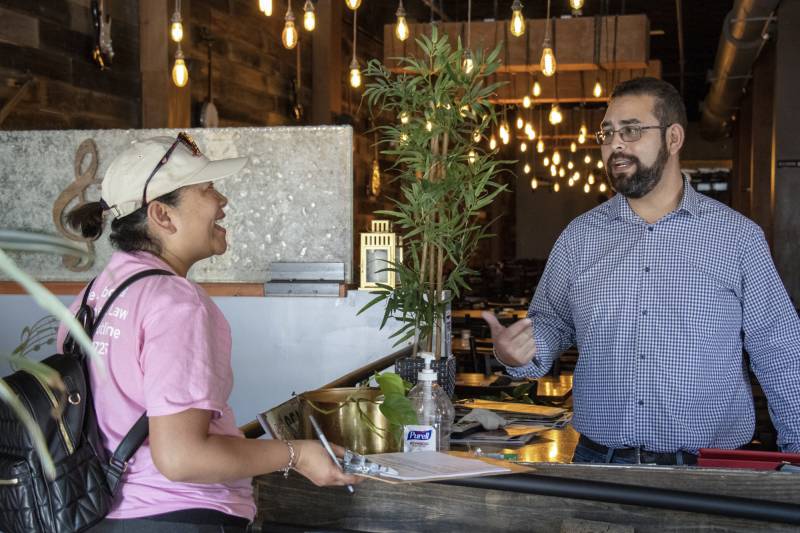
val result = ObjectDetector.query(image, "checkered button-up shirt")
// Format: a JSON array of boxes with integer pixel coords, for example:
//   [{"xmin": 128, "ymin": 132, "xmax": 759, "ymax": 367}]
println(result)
[{"xmin": 508, "ymin": 178, "xmax": 800, "ymax": 453}]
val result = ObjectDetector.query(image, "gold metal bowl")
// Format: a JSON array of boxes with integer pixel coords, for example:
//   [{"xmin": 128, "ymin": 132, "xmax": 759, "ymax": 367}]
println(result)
[{"xmin": 298, "ymin": 387, "xmax": 402, "ymax": 454}]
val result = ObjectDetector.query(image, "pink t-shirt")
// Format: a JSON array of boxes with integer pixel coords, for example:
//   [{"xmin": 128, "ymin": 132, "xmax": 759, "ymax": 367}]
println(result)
[{"xmin": 56, "ymin": 251, "xmax": 256, "ymax": 520}]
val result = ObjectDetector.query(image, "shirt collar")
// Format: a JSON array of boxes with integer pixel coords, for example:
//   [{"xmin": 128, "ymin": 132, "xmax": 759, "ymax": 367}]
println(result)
[{"xmin": 607, "ymin": 174, "xmax": 699, "ymax": 222}]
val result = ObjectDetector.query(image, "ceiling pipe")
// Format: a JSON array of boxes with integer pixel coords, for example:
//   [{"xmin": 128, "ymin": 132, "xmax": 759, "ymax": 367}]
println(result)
[{"xmin": 700, "ymin": 0, "xmax": 779, "ymax": 140}]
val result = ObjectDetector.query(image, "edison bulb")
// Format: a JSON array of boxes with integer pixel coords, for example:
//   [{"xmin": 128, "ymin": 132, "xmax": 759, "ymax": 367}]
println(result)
[
  {"xmin": 531, "ymin": 177, "xmax": 538, "ymax": 189},
  {"xmin": 170, "ymin": 12, "xmax": 183, "ymax": 42},
  {"xmin": 552, "ymin": 150, "xmax": 561, "ymax": 166},
  {"xmin": 524, "ymin": 163, "xmax": 531, "ymax": 174},
  {"xmin": 510, "ymin": 0, "xmax": 525, "ymax": 37},
  {"xmin": 540, "ymin": 45, "xmax": 556, "ymax": 77},
  {"xmin": 559, "ymin": 167, "xmax": 566, "ymax": 178},
  {"xmin": 593, "ymin": 79, "xmax": 603, "ymax": 98},
  {"xmin": 462, "ymin": 50, "xmax": 474, "ymax": 74},
  {"xmin": 536, "ymin": 139, "xmax": 545, "ymax": 153},
  {"xmin": 525, "ymin": 124, "xmax": 535, "ymax": 140},
  {"xmin": 303, "ymin": 0, "xmax": 316, "ymax": 31},
  {"xmin": 399, "ymin": 112, "xmax": 409, "ymax": 124},
  {"xmin": 282, "ymin": 17, "xmax": 298, "ymax": 49},
  {"xmin": 501, "ymin": 131, "xmax": 510, "ymax": 145},
  {"xmin": 520, "ymin": 142, "xmax": 527, "ymax": 153},
  {"xmin": 550, "ymin": 165, "xmax": 557, "ymax": 177},
  {"xmin": 543, "ymin": 156, "xmax": 550, "ymax": 167},
  {"xmin": 345, "ymin": 0, "xmax": 362, "ymax": 10},
  {"xmin": 516, "ymin": 117, "xmax": 524, "ymax": 129},
  {"xmin": 532, "ymin": 79, "xmax": 542, "ymax": 97},
  {"xmin": 522, "ymin": 95, "xmax": 531, "ymax": 108},
  {"xmin": 399, "ymin": 132, "xmax": 409, "ymax": 145},
  {"xmin": 570, "ymin": 0, "xmax": 585, "ymax": 9},
  {"xmin": 489, "ymin": 136, "xmax": 497, "ymax": 150},
  {"xmin": 570, "ymin": 141, "xmax": 577, "ymax": 153},
  {"xmin": 568, "ymin": 177, "xmax": 574, "ymax": 187},
  {"xmin": 578, "ymin": 132, "xmax": 586, "ymax": 144},
  {"xmin": 584, "ymin": 154, "xmax": 592, "ymax": 164},
  {"xmin": 395, "ymin": 4, "xmax": 409, "ymax": 41},
  {"xmin": 583, "ymin": 183, "xmax": 591, "ymax": 193},
  {"xmin": 567, "ymin": 161, "xmax": 574, "ymax": 170},
  {"xmin": 172, "ymin": 50, "xmax": 188, "ymax": 87},
  {"xmin": 349, "ymin": 58, "xmax": 361, "ymax": 88},
  {"xmin": 597, "ymin": 160, "xmax": 604, "ymax": 169},
  {"xmin": 468, "ymin": 150, "xmax": 477, "ymax": 164},
  {"xmin": 259, "ymin": 0, "xmax": 273, "ymax": 15},
  {"xmin": 554, "ymin": 182, "xmax": 560, "ymax": 192},
  {"xmin": 588, "ymin": 173, "xmax": 595, "ymax": 185},
  {"xmin": 579, "ymin": 124, "xmax": 588, "ymax": 137},
  {"xmin": 549, "ymin": 104, "xmax": 563, "ymax": 125},
  {"xmin": 599, "ymin": 182, "xmax": 607, "ymax": 192},
  {"xmin": 425, "ymin": 120, "xmax": 433, "ymax": 132},
  {"xmin": 573, "ymin": 171, "xmax": 581, "ymax": 181},
  {"xmin": 473, "ymin": 129, "xmax": 481, "ymax": 142}
]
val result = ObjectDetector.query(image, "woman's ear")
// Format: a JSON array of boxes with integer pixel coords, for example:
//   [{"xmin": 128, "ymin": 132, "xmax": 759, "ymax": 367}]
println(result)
[
  {"xmin": 147, "ymin": 201, "xmax": 177, "ymax": 235},
  {"xmin": 667, "ymin": 123, "xmax": 685, "ymax": 155}
]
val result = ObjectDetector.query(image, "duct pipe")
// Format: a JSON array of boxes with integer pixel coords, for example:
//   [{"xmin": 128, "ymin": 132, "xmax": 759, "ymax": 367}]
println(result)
[{"xmin": 700, "ymin": 0, "xmax": 779, "ymax": 140}]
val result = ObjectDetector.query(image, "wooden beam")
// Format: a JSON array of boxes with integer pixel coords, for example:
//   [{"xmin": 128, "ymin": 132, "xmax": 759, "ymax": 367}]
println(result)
[
  {"xmin": 384, "ymin": 15, "xmax": 650, "ymax": 73},
  {"xmin": 311, "ymin": 0, "xmax": 343, "ymax": 124}
]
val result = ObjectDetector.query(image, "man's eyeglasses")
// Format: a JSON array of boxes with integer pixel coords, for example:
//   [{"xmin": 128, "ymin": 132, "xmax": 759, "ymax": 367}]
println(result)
[
  {"xmin": 141, "ymin": 132, "xmax": 201, "ymax": 207},
  {"xmin": 595, "ymin": 124, "xmax": 668, "ymax": 145}
]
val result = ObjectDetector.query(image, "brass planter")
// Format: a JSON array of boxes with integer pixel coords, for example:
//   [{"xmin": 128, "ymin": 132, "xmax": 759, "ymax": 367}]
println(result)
[{"xmin": 298, "ymin": 388, "xmax": 402, "ymax": 455}]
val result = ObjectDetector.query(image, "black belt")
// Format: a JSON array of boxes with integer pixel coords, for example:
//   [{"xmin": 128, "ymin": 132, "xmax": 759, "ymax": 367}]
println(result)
[
  {"xmin": 578, "ymin": 435, "xmax": 698, "ymax": 465},
  {"xmin": 147, "ymin": 508, "xmax": 250, "ymax": 528}
]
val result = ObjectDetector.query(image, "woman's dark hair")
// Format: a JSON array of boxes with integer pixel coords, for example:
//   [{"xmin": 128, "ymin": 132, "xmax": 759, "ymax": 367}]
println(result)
[{"xmin": 65, "ymin": 190, "xmax": 182, "ymax": 254}]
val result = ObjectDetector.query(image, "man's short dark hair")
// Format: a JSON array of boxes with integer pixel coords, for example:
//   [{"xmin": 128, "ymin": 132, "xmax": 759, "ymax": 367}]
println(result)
[{"xmin": 610, "ymin": 77, "xmax": 688, "ymax": 132}]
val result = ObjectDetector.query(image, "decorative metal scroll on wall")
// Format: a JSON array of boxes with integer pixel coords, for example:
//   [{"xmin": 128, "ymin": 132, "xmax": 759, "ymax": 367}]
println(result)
[{"xmin": 0, "ymin": 126, "xmax": 354, "ymax": 283}]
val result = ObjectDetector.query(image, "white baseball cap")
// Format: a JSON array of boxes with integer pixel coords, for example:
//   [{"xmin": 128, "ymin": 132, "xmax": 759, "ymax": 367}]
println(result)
[{"xmin": 101, "ymin": 133, "xmax": 248, "ymax": 218}]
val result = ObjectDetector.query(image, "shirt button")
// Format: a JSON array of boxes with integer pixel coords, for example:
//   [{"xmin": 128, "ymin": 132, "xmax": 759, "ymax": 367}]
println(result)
[
  {"xmin": 644, "ymin": 266, "xmax": 650, "ymax": 273},
  {"xmin": 638, "ymin": 400, "xmax": 645, "ymax": 406}
]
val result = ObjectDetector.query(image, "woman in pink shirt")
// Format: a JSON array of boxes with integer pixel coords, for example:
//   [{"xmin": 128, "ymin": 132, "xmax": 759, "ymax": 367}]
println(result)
[{"xmin": 60, "ymin": 133, "xmax": 359, "ymax": 532}]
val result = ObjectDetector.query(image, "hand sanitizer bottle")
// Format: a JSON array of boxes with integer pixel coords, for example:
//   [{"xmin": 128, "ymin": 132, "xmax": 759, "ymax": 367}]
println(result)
[{"xmin": 403, "ymin": 352, "xmax": 456, "ymax": 452}]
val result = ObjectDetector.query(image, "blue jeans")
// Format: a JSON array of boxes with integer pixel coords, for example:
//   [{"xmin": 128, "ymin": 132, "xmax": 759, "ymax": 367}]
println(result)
[{"xmin": 572, "ymin": 437, "xmax": 697, "ymax": 465}]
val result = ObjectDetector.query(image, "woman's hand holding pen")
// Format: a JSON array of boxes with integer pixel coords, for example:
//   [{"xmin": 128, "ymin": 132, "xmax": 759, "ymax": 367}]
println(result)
[
  {"xmin": 292, "ymin": 441, "xmax": 362, "ymax": 487},
  {"xmin": 481, "ymin": 311, "xmax": 537, "ymax": 367}
]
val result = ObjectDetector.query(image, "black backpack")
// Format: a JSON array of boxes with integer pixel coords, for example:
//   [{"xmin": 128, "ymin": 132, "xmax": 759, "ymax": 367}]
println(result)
[{"xmin": 0, "ymin": 269, "xmax": 172, "ymax": 532}]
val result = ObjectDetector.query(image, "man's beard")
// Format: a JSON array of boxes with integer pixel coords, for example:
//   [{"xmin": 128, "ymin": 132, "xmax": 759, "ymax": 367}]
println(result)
[{"xmin": 605, "ymin": 141, "xmax": 669, "ymax": 199}]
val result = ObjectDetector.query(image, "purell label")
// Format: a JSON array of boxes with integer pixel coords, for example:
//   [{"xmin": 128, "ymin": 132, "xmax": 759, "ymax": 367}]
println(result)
[{"xmin": 403, "ymin": 425, "xmax": 437, "ymax": 452}]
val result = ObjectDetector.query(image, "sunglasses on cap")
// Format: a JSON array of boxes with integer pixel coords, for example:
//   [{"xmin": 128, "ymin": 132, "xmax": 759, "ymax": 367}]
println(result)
[{"xmin": 141, "ymin": 132, "xmax": 202, "ymax": 207}]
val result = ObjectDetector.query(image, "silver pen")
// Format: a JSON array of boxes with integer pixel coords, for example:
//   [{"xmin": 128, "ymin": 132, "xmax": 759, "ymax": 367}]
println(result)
[{"xmin": 308, "ymin": 414, "xmax": 355, "ymax": 494}]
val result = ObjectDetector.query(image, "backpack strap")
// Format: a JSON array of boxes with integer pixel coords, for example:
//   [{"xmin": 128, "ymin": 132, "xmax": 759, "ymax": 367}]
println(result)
[{"xmin": 79, "ymin": 268, "xmax": 174, "ymax": 493}]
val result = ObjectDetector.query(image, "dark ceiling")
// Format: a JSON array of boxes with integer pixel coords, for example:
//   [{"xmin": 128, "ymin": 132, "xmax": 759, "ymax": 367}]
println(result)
[{"xmin": 357, "ymin": 1, "xmax": 734, "ymax": 123}]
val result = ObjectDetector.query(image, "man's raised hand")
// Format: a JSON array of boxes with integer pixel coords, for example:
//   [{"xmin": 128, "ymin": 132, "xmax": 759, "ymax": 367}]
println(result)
[{"xmin": 481, "ymin": 311, "xmax": 536, "ymax": 367}]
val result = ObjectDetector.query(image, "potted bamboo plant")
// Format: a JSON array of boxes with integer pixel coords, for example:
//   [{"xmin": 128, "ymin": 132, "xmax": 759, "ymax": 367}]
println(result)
[{"xmin": 360, "ymin": 27, "xmax": 508, "ymax": 394}]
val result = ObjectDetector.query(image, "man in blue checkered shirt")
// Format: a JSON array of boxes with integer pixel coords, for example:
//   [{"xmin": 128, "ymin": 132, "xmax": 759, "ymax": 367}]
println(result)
[{"xmin": 484, "ymin": 77, "xmax": 800, "ymax": 465}]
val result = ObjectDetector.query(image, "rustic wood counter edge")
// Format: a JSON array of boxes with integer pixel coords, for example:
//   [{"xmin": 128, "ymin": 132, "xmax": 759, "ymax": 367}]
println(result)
[{"xmin": 252, "ymin": 463, "xmax": 800, "ymax": 533}]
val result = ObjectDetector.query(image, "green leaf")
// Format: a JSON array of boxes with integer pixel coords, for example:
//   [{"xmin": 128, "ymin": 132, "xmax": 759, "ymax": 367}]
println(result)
[
  {"xmin": 375, "ymin": 372, "xmax": 406, "ymax": 398},
  {"xmin": 379, "ymin": 392, "xmax": 417, "ymax": 426}
]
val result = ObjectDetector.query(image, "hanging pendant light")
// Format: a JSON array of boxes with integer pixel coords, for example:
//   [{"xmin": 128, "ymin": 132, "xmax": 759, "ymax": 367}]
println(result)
[
  {"xmin": 532, "ymin": 78, "xmax": 542, "ymax": 97},
  {"xmin": 520, "ymin": 142, "xmax": 528, "ymax": 153},
  {"xmin": 593, "ymin": 78, "xmax": 603, "ymax": 98},
  {"xmin": 599, "ymin": 182, "xmax": 607, "ymax": 192},
  {"xmin": 510, "ymin": 0, "xmax": 525, "ymax": 37},
  {"xmin": 349, "ymin": 57, "xmax": 361, "ymax": 88},
  {"xmin": 516, "ymin": 116, "xmax": 524, "ymax": 130},
  {"xmin": 552, "ymin": 150, "xmax": 561, "ymax": 166},
  {"xmin": 522, "ymin": 95, "xmax": 531, "ymax": 108},
  {"xmin": 543, "ymin": 156, "xmax": 550, "ymax": 167},
  {"xmin": 570, "ymin": 141, "xmax": 577, "ymax": 153},
  {"xmin": 171, "ymin": 44, "xmax": 188, "ymax": 87},
  {"xmin": 345, "ymin": 0, "xmax": 362, "ymax": 10},
  {"xmin": 282, "ymin": 2, "xmax": 298, "ymax": 49},
  {"xmin": 489, "ymin": 135, "xmax": 497, "ymax": 150},
  {"xmin": 524, "ymin": 163, "xmax": 531, "ymax": 174},
  {"xmin": 303, "ymin": 0, "xmax": 316, "ymax": 31},
  {"xmin": 554, "ymin": 182, "xmax": 560, "ymax": 192},
  {"xmin": 395, "ymin": 1, "xmax": 409, "ymax": 41},
  {"xmin": 259, "ymin": 0, "xmax": 273, "ymax": 16},
  {"xmin": 569, "ymin": 0, "xmax": 585, "ymax": 11},
  {"xmin": 548, "ymin": 104, "xmax": 563, "ymax": 125},
  {"xmin": 540, "ymin": 0, "xmax": 556, "ymax": 77},
  {"xmin": 170, "ymin": 0, "xmax": 183, "ymax": 42},
  {"xmin": 531, "ymin": 177, "xmax": 538, "ymax": 189},
  {"xmin": 536, "ymin": 139, "xmax": 545, "ymax": 153}
]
